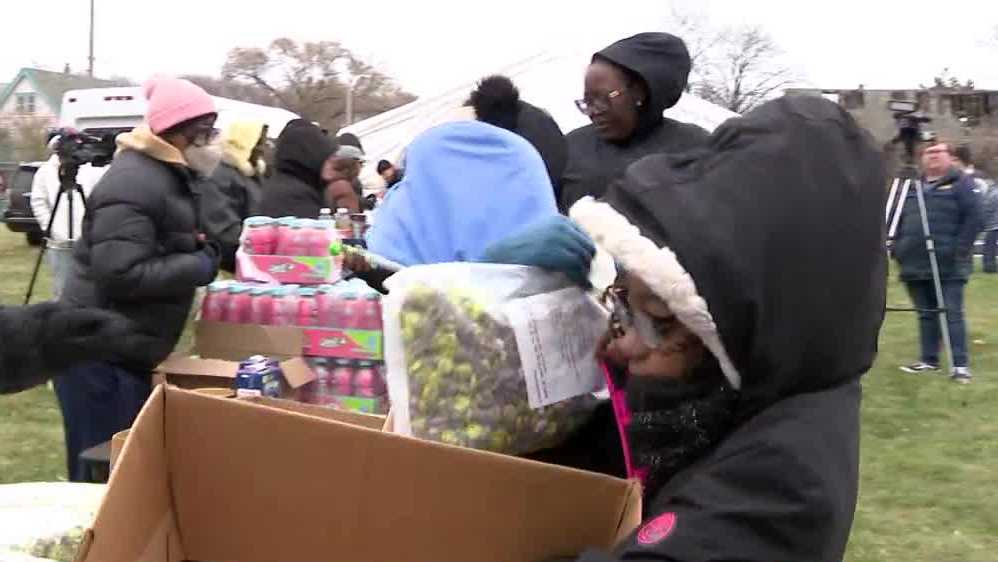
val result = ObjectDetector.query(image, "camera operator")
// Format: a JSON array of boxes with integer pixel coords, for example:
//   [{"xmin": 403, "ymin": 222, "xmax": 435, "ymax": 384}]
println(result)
[
  {"xmin": 57, "ymin": 77, "xmax": 222, "ymax": 481},
  {"xmin": 895, "ymin": 142, "xmax": 982, "ymax": 383},
  {"xmin": 30, "ymin": 135, "xmax": 107, "ymax": 298}
]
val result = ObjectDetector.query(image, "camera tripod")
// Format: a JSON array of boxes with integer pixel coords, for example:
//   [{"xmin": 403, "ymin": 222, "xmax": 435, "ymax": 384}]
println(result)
[
  {"xmin": 24, "ymin": 160, "xmax": 88, "ymax": 305},
  {"xmin": 885, "ymin": 161, "xmax": 955, "ymax": 374}
]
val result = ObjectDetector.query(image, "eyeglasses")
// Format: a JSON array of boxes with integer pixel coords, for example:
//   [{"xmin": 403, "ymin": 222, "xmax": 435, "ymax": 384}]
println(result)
[
  {"xmin": 575, "ymin": 89, "xmax": 625, "ymax": 116},
  {"xmin": 600, "ymin": 285, "xmax": 678, "ymax": 350},
  {"xmin": 189, "ymin": 126, "xmax": 220, "ymax": 148}
]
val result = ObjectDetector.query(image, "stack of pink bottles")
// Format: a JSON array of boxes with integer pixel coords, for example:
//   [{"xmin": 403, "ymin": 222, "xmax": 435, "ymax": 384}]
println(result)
[
  {"xmin": 202, "ymin": 281, "xmax": 382, "ymax": 330},
  {"xmin": 241, "ymin": 216, "xmax": 336, "ymax": 258}
]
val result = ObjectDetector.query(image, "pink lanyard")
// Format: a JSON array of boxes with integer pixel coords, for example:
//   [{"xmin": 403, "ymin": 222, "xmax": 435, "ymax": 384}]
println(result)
[{"xmin": 601, "ymin": 361, "xmax": 648, "ymax": 484}]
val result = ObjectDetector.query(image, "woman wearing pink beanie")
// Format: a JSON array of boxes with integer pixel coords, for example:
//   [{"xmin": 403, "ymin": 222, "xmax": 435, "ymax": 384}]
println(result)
[{"xmin": 55, "ymin": 76, "xmax": 222, "ymax": 482}]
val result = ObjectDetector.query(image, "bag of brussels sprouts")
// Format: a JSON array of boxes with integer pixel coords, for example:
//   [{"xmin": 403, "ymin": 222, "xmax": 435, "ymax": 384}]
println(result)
[{"xmin": 383, "ymin": 263, "xmax": 607, "ymax": 455}]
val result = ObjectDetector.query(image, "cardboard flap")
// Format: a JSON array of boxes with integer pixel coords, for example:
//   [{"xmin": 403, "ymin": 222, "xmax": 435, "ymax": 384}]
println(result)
[
  {"xmin": 238, "ymin": 395, "xmax": 387, "ymax": 430},
  {"xmin": 81, "ymin": 386, "xmax": 187, "ymax": 562},
  {"xmin": 614, "ymin": 480, "xmax": 644, "ymax": 545},
  {"xmin": 195, "ymin": 321, "xmax": 303, "ymax": 361},
  {"xmin": 278, "ymin": 356, "xmax": 317, "ymax": 389},
  {"xmin": 163, "ymin": 388, "xmax": 632, "ymax": 562},
  {"xmin": 156, "ymin": 354, "xmax": 238, "ymax": 379}
]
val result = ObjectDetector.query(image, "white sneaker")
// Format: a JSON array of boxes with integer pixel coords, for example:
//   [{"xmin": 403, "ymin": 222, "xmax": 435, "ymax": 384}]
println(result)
[{"xmin": 951, "ymin": 367, "xmax": 973, "ymax": 384}]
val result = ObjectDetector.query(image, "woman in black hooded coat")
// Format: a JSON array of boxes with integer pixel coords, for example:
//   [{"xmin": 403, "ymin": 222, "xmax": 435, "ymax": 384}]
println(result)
[
  {"xmin": 489, "ymin": 96, "xmax": 887, "ymax": 562},
  {"xmin": 257, "ymin": 120, "xmax": 339, "ymax": 219},
  {"xmin": 559, "ymin": 33, "xmax": 710, "ymax": 212}
]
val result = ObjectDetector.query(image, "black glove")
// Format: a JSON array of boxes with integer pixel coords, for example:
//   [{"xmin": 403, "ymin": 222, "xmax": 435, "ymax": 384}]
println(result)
[{"xmin": 196, "ymin": 239, "xmax": 221, "ymax": 285}]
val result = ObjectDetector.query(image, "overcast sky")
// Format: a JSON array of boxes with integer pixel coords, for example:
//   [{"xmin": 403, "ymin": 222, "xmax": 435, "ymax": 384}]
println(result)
[{"xmin": 2, "ymin": 0, "xmax": 996, "ymax": 97}]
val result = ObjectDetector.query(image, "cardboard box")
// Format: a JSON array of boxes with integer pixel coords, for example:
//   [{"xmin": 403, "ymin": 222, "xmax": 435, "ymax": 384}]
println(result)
[
  {"xmin": 196, "ymin": 320, "xmax": 384, "ymax": 362},
  {"xmin": 236, "ymin": 251, "xmax": 341, "ymax": 285},
  {"xmin": 109, "ymin": 393, "xmax": 388, "ymax": 469},
  {"xmin": 303, "ymin": 326, "xmax": 384, "ymax": 360},
  {"xmin": 154, "ymin": 353, "xmax": 317, "ymax": 395},
  {"xmin": 78, "ymin": 386, "xmax": 641, "ymax": 562},
  {"xmin": 195, "ymin": 321, "xmax": 303, "ymax": 361}
]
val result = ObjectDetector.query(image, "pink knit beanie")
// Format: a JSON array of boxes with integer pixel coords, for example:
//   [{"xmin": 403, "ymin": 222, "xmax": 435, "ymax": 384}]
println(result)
[{"xmin": 142, "ymin": 77, "xmax": 217, "ymax": 135}]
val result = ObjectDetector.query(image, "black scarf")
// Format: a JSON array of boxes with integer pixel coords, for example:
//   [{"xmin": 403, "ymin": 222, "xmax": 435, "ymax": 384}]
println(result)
[{"xmin": 625, "ymin": 358, "xmax": 738, "ymax": 499}]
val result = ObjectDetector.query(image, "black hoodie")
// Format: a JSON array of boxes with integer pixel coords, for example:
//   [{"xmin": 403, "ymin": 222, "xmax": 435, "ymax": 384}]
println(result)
[
  {"xmin": 559, "ymin": 33, "xmax": 711, "ymax": 212},
  {"xmin": 468, "ymin": 75, "xmax": 568, "ymax": 198},
  {"xmin": 257, "ymin": 120, "xmax": 338, "ymax": 219},
  {"xmin": 566, "ymin": 96, "xmax": 887, "ymax": 562}
]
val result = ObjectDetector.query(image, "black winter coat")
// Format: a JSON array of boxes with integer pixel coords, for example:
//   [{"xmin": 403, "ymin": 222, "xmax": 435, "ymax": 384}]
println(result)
[
  {"xmin": 198, "ymin": 161, "xmax": 263, "ymax": 272},
  {"xmin": 895, "ymin": 169, "xmax": 982, "ymax": 281},
  {"xmin": 559, "ymin": 33, "xmax": 709, "ymax": 211},
  {"xmin": 562, "ymin": 96, "xmax": 886, "ymax": 562},
  {"xmin": 62, "ymin": 129, "xmax": 216, "ymax": 372},
  {"xmin": 257, "ymin": 120, "xmax": 337, "ymax": 219},
  {"xmin": 0, "ymin": 303, "xmax": 162, "ymax": 394}
]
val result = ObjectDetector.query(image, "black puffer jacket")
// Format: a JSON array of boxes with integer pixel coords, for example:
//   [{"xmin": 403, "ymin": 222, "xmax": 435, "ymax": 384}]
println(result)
[
  {"xmin": 559, "ymin": 33, "xmax": 709, "ymax": 211},
  {"xmin": 198, "ymin": 161, "xmax": 263, "ymax": 272},
  {"xmin": 0, "ymin": 303, "xmax": 163, "ymax": 394},
  {"xmin": 257, "ymin": 120, "xmax": 338, "ymax": 219},
  {"xmin": 894, "ymin": 168, "xmax": 982, "ymax": 281},
  {"xmin": 565, "ymin": 96, "xmax": 886, "ymax": 562},
  {"xmin": 62, "ymin": 127, "xmax": 217, "ymax": 372}
]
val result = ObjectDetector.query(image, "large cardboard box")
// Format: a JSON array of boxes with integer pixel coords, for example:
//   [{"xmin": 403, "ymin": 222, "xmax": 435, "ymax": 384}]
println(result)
[{"xmin": 78, "ymin": 386, "xmax": 641, "ymax": 562}]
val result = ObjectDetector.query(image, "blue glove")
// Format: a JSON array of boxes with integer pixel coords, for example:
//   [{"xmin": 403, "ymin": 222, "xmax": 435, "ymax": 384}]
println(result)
[{"xmin": 480, "ymin": 215, "xmax": 596, "ymax": 287}]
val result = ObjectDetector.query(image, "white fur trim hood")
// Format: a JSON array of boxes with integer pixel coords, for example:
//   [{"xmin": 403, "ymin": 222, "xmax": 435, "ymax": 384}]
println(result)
[{"xmin": 570, "ymin": 196, "xmax": 742, "ymax": 390}]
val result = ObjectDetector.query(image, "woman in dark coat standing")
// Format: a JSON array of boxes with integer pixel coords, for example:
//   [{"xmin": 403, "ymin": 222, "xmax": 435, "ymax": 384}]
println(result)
[
  {"xmin": 559, "ymin": 33, "xmax": 709, "ymax": 212},
  {"xmin": 257, "ymin": 120, "xmax": 352, "ymax": 218}
]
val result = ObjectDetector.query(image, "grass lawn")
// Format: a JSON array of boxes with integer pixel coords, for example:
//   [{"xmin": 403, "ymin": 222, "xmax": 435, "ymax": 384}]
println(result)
[{"xmin": 0, "ymin": 228, "xmax": 996, "ymax": 560}]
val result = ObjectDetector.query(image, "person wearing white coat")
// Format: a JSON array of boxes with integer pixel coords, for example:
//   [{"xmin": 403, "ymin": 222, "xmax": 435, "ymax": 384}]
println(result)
[{"xmin": 29, "ymin": 153, "xmax": 106, "ymax": 298}]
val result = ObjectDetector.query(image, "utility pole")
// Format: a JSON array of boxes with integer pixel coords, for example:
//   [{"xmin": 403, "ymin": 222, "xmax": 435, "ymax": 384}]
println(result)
[{"xmin": 88, "ymin": 0, "xmax": 95, "ymax": 76}]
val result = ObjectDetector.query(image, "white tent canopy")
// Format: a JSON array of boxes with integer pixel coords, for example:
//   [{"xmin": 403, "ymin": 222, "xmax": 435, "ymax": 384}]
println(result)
[{"xmin": 343, "ymin": 46, "xmax": 738, "ymax": 189}]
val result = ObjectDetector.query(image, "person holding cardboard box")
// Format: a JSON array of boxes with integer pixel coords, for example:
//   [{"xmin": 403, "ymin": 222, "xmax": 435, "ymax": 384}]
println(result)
[{"xmin": 488, "ymin": 95, "xmax": 886, "ymax": 562}]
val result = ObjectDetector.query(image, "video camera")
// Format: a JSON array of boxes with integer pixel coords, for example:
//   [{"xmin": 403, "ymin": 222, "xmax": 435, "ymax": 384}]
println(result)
[
  {"xmin": 53, "ymin": 128, "xmax": 117, "ymax": 169},
  {"xmin": 888, "ymin": 100, "xmax": 933, "ymax": 163}
]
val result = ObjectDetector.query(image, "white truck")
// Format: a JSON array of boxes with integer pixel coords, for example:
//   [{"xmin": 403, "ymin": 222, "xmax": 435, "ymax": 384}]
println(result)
[{"xmin": 59, "ymin": 86, "xmax": 299, "ymax": 139}]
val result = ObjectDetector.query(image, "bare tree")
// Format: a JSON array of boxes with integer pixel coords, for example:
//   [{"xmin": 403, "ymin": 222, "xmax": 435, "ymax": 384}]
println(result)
[
  {"xmin": 692, "ymin": 25, "xmax": 797, "ymax": 114},
  {"xmin": 12, "ymin": 117, "xmax": 50, "ymax": 162},
  {"xmin": 220, "ymin": 38, "xmax": 415, "ymax": 131},
  {"xmin": 664, "ymin": 6, "xmax": 727, "ymax": 92}
]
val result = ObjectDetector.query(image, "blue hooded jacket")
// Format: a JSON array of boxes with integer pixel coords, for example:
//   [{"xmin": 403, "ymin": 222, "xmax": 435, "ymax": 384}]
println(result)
[{"xmin": 366, "ymin": 120, "xmax": 559, "ymax": 265}]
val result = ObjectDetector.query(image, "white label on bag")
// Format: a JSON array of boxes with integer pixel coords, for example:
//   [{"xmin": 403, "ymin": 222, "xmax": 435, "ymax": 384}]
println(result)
[{"xmin": 504, "ymin": 287, "xmax": 608, "ymax": 409}]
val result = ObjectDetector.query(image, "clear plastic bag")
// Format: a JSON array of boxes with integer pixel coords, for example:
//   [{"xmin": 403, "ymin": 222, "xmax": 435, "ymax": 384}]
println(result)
[{"xmin": 383, "ymin": 263, "xmax": 607, "ymax": 455}]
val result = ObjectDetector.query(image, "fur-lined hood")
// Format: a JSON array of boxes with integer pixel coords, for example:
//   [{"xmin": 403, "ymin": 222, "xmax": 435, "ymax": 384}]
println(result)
[
  {"xmin": 116, "ymin": 125, "xmax": 187, "ymax": 167},
  {"xmin": 571, "ymin": 96, "xmax": 887, "ymax": 420}
]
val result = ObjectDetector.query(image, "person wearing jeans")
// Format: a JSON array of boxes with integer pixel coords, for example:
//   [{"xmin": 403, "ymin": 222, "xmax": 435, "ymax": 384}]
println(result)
[
  {"xmin": 894, "ymin": 142, "xmax": 982, "ymax": 383},
  {"xmin": 984, "ymin": 230, "xmax": 998, "ymax": 273},
  {"xmin": 905, "ymin": 280, "xmax": 968, "ymax": 370}
]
